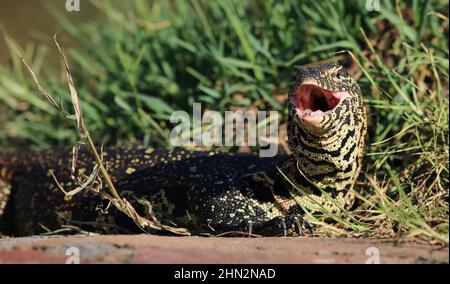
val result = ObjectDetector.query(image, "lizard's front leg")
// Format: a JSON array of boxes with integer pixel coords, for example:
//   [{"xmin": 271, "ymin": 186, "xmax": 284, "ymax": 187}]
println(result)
[
  {"xmin": 186, "ymin": 181, "xmax": 313, "ymax": 236},
  {"xmin": 245, "ymin": 212, "xmax": 315, "ymax": 237}
]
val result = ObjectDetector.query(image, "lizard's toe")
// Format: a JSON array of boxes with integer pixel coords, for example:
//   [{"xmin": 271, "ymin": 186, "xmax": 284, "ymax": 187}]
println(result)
[
  {"xmin": 289, "ymin": 215, "xmax": 315, "ymax": 236},
  {"xmin": 303, "ymin": 219, "xmax": 315, "ymax": 235}
]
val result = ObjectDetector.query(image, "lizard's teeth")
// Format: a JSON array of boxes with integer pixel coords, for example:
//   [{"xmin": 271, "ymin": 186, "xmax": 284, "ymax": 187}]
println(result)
[
  {"xmin": 296, "ymin": 108, "xmax": 310, "ymax": 118},
  {"xmin": 310, "ymin": 110, "xmax": 325, "ymax": 117},
  {"xmin": 296, "ymin": 108, "xmax": 325, "ymax": 118}
]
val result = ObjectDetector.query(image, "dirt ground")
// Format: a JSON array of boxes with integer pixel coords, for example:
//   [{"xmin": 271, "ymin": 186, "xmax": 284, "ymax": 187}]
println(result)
[{"xmin": 0, "ymin": 235, "xmax": 447, "ymax": 264}]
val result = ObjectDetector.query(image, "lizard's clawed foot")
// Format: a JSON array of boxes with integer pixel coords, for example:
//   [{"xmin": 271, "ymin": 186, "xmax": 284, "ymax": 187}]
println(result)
[
  {"xmin": 243, "ymin": 215, "xmax": 314, "ymax": 237},
  {"xmin": 247, "ymin": 220, "xmax": 253, "ymax": 238},
  {"xmin": 293, "ymin": 216, "xmax": 303, "ymax": 236},
  {"xmin": 292, "ymin": 215, "xmax": 315, "ymax": 236},
  {"xmin": 303, "ymin": 219, "xmax": 315, "ymax": 235},
  {"xmin": 281, "ymin": 218, "xmax": 287, "ymax": 237}
]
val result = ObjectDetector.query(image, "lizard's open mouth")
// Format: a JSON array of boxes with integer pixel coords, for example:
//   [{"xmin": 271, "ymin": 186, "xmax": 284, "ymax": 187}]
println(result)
[{"xmin": 291, "ymin": 83, "xmax": 349, "ymax": 119}]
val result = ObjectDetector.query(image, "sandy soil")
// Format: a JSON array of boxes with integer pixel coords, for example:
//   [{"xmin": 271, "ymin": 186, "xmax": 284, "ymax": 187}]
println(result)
[{"xmin": 0, "ymin": 235, "xmax": 447, "ymax": 264}]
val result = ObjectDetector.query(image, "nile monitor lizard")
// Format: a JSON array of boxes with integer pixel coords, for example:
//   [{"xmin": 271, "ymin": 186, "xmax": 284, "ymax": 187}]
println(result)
[{"xmin": 0, "ymin": 62, "xmax": 367, "ymax": 236}]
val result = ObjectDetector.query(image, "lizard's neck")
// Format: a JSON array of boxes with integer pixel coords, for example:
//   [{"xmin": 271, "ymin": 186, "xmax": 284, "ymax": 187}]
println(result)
[
  {"xmin": 287, "ymin": 95, "xmax": 363, "ymax": 193},
  {"xmin": 279, "ymin": 97, "xmax": 365, "ymax": 213},
  {"xmin": 273, "ymin": 159, "xmax": 353, "ymax": 214}
]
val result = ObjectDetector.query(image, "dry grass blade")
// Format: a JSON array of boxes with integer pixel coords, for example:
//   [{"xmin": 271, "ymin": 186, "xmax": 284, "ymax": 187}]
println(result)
[
  {"xmin": 50, "ymin": 165, "xmax": 100, "ymax": 197},
  {"xmin": 99, "ymin": 191, "xmax": 191, "ymax": 235},
  {"xmin": 5, "ymin": 37, "xmax": 60, "ymax": 108},
  {"xmin": 71, "ymin": 143, "xmax": 83, "ymax": 179},
  {"xmin": 53, "ymin": 34, "xmax": 85, "ymax": 133}
]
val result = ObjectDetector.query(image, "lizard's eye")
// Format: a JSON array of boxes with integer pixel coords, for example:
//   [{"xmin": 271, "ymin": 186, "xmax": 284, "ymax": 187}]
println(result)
[{"xmin": 335, "ymin": 69, "xmax": 346, "ymax": 79}]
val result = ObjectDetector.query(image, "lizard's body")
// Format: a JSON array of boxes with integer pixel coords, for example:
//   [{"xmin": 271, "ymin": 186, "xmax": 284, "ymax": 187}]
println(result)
[
  {"xmin": 0, "ymin": 62, "xmax": 367, "ymax": 236},
  {"xmin": 0, "ymin": 147, "xmax": 294, "ymax": 236}
]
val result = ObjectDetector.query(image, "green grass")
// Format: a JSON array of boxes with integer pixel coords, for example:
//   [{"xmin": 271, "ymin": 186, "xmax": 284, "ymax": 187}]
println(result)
[{"xmin": 0, "ymin": 0, "xmax": 448, "ymax": 244}]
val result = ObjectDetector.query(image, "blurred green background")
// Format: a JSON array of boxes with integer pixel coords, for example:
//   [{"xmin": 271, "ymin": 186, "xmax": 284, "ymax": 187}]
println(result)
[{"xmin": 0, "ymin": 0, "xmax": 445, "ymax": 149}]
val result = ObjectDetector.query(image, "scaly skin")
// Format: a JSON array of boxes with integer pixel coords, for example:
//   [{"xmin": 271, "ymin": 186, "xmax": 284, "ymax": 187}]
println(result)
[
  {"xmin": 0, "ymin": 62, "xmax": 366, "ymax": 236},
  {"xmin": 286, "ymin": 62, "xmax": 367, "ymax": 213}
]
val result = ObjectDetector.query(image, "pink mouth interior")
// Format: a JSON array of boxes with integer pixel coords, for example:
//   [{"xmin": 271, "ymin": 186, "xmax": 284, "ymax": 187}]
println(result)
[{"xmin": 292, "ymin": 84, "xmax": 347, "ymax": 118}]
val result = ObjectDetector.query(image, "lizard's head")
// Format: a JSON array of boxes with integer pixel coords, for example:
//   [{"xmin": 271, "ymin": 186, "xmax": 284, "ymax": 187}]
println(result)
[
  {"xmin": 288, "ymin": 62, "xmax": 360, "ymax": 134},
  {"xmin": 286, "ymin": 61, "xmax": 366, "ymax": 210}
]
